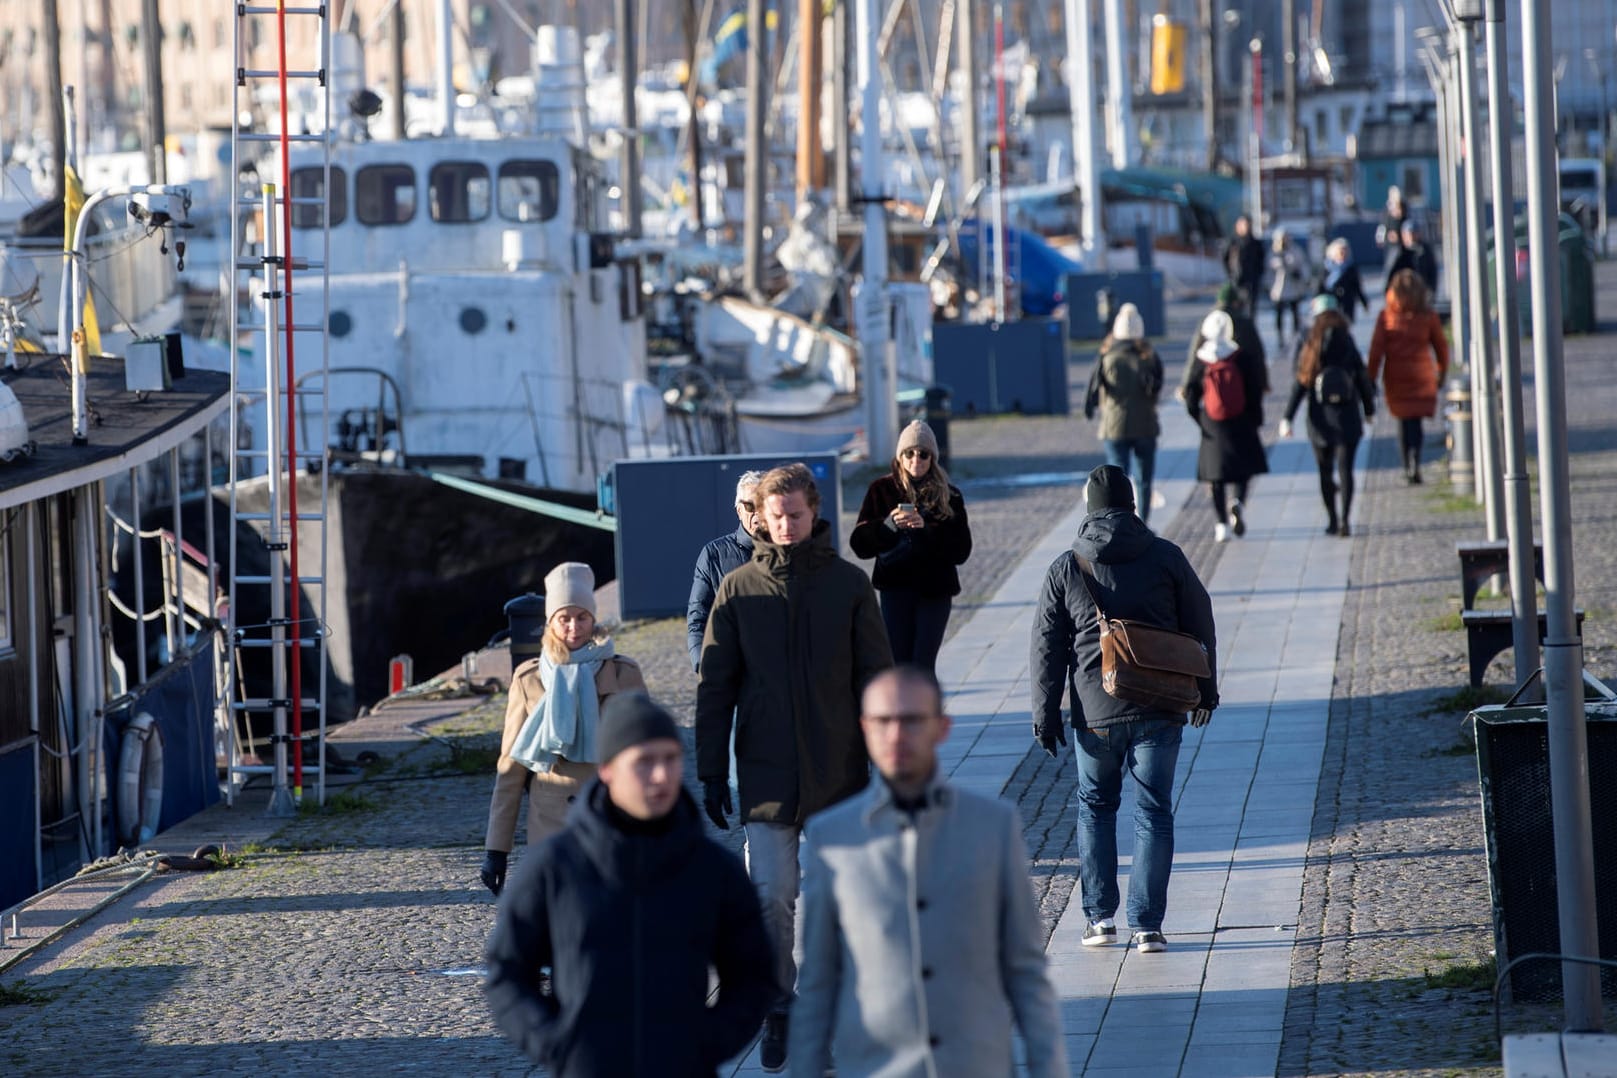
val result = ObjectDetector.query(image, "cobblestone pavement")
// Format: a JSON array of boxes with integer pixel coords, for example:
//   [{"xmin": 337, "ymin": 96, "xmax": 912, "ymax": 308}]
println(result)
[{"xmin": 6, "ymin": 268, "xmax": 1616, "ymax": 1075}]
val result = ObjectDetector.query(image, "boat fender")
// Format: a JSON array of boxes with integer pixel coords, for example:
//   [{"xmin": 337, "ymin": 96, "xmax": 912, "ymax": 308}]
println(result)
[{"xmin": 116, "ymin": 712, "xmax": 165, "ymax": 846}]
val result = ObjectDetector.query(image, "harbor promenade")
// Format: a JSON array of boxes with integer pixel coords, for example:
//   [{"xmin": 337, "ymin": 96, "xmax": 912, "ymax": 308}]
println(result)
[{"xmin": 5, "ymin": 264, "xmax": 1617, "ymax": 1076}]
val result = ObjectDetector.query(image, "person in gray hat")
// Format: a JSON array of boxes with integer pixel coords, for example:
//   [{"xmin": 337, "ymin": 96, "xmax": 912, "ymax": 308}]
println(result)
[
  {"xmin": 485, "ymin": 692, "xmax": 775, "ymax": 1076},
  {"xmin": 481, "ymin": 562, "xmax": 645, "ymax": 897},
  {"xmin": 1029, "ymin": 465, "xmax": 1217, "ymax": 954}
]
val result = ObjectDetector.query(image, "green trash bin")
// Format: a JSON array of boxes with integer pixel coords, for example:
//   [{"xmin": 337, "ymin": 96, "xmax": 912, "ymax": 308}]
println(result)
[{"xmin": 1487, "ymin": 212, "xmax": 1596, "ymax": 335}]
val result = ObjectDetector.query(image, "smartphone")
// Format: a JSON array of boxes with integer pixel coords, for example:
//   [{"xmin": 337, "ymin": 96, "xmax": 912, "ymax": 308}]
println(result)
[{"xmin": 897, "ymin": 503, "xmax": 916, "ymax": 513}]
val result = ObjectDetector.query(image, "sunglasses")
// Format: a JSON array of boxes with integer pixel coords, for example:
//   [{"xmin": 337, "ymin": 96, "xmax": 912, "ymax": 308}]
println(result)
[
  {"xmin": 901, "ymin": 448, "xmax": 933, "ymax": 460},
  {"xmin": 739, "ymin": 500, "xmax": 756, "ymax": 512}
]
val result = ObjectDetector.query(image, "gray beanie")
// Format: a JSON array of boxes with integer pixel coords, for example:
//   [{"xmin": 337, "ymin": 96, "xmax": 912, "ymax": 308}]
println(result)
[
  {"xmin": 1085, "ymin": 464, "xmax": 1136, "ymax": 512},
  {"xmin": 544, "ymin": 562, "xmax": 596, "ymax": 621},
  {"xmin": 597, "ymin": 692, "xmax": 681, "ymax": 763}
]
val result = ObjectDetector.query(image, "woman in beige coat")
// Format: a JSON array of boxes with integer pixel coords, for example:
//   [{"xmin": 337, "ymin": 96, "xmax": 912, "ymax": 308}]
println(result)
[{"xmin": 478, "ymin": 562, "xmax": 645, "ymax": 895}]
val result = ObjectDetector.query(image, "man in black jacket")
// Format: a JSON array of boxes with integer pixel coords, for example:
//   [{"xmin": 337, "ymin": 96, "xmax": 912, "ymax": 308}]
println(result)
[
  {"xmin": 1388, "ymin": 220, "xmax": 1439, "ymax": 294},
  {"xmin": 1222, "ymin": 214, "xmax": 1265, "ymax": 319},
  {"xmin": 1029, "ymin": 465, "xmax": 1217, "ymax": 954},
  {"xmin": 696, "ymin": 462, "xmax": 893, "ymax": 1071},
  {"xmin": 686, "ymin": 469, "xmax": 765, "ymax": 671},
  {"xmin": 485, "ymin": 693, "xmax": 775, "ymax": 1076}
]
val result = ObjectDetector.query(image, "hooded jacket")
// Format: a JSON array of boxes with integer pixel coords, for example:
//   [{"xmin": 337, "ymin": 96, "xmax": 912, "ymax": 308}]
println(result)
[
  {"xmin": 849, "ymin": 474, "xmax": 973, "ymax": 597},
  {"xmin": 696, "ymin": 519, "xmax": 893, "ymax": 824},
  {"xmin": 485, "ymin": 779, "xmax": 776, "ymax": 1077},
  {"xmin": 1282, "ymin": 322, "xmax": 1377, "ymax": 449},
  {"xmin": 687, "ymin": 525, "xmax": 756, "ymax": 670},
  {"xmin": 1367, "ymin": 291, "xmax": 1448, "ymax": 420},
  {"xmin": 1184, "ymin": 345, "xmax": 1270, "ymax": 484},
  {"xmin": 1084, "ymin": 338, "xmax": 1164, "ymax": 441},
  {"xmin": 1030, "ymin": 509, "xmax": 1218, "ymax": 735}
]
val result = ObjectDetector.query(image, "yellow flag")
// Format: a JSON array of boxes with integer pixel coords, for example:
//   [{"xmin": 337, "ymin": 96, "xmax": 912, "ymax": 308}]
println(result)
[{"xmin": 62, "ymin": 165, "xmax": 103, "ymax": 356}]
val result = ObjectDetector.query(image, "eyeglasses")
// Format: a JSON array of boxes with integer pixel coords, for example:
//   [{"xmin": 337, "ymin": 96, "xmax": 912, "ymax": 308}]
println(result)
[
  {"xmin": 901, "ymin": 448, "xmax": 932, "ymax": 460},
  {"xmin": 739, "ymin": 500, "xmax": 756, "ymax": 512}
]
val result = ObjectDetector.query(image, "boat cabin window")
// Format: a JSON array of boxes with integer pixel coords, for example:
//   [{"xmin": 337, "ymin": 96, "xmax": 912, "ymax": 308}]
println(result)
[
  {"xmin": 497, "ymin": 160, "xmax": 560, "ymax": 222},
  {"xmin": 289, "ymin": 166, "xmax": 346, "ymax": 229},
  {"xmin": 428, "ymin": 161, "xmax": 491, "ymax": 223},
  {"xmin": 355, "ymin": 164, "xmax": 417, "ymax": 226}
]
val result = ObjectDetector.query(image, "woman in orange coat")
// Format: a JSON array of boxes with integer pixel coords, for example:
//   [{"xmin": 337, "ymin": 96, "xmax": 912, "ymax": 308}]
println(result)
[{"xmin": 1367, "ymin": 269, "xmax": 1449, "ymax": 484}]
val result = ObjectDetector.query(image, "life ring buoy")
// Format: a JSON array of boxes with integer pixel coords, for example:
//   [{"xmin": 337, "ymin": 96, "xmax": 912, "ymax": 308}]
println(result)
[{"xmin": 117, "ymin": 712, "xmax": 165, "ymax": 846}]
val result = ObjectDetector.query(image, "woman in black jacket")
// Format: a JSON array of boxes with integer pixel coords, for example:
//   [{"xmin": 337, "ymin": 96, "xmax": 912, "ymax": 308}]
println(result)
[
  {"xmin": 1317, "ymin": 238, "xmax": 1370, "ymax": 323},
  {"xmin": 850, "ymin": 420, "xmax": 972, "ymax": 672},
  {"xmin": 1279, "ymin": 297, "xmax": 1377, "ymax": 536}
]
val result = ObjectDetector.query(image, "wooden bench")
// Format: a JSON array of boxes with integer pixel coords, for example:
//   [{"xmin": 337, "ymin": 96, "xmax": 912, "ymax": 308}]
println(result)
[
  {"xmin": 1461, "ymin": 607, "xmax": 1583, "ymax": 687},
  {"xmin": 1457, "ymin": 539, "xmax": 1544, "ymax": 611}
]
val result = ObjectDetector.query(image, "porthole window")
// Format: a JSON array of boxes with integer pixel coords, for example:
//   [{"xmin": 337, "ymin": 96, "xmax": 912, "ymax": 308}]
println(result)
[
  {"xmin": 459, "ymin": 307, "xmax": 488, "ymax": 335},
  {"xmin": 290, "ymin": 166, "xmax": 346, "ymax": 229},
  {"xmin": 329, "ymin": 310, "xmax": 353, "ymax": 338},
  {"xmin": 429, "ymin": 162, "xmax": 491, "ymax": 223},
  {"xmin": 355, "ymin": 164, "xmax": 416, "ymax": 226},
  {"xmin": 497, "ymin": 160, "xmax": 559, "ymax": 222}
]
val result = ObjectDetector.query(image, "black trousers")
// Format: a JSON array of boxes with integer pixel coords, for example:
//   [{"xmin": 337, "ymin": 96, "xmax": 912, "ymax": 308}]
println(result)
[
  {"xmin": 1314, "ymin": 439, "xmax": 1360, "ymax": 525},
  {"xmin": 879, "ymin": 590, "xmax": 952, "ymax": 674},
  {"xmin": 1399, "ymin": 417, "xmax": 1424, "ymax": 471},
  {"xmin": 1209, "ymin": 480, "xmax": 1249, "ymax": 524}
]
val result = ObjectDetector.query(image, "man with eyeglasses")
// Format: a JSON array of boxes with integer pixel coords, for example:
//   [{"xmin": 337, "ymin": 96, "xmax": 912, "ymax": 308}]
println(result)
[
  {"xmin": 687, "ymin": 470, "xmax": 766, "ymax": 672},
  {"xmin": 789, "ymin": 666, "xmax": 1067, "ymax": 1077}
]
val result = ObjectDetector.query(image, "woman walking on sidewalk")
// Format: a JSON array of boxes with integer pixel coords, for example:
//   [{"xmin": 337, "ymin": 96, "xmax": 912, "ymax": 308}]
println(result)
[
  {"xmin": 1279, "ymin": 297, "xmax": 1377, "ymax": 536},
  {"xmin": 1083, "ymin": 303, "xmax": 1165, "ymax": 522},
  {"xmin": 479, "ymin": 562, "xmax": 646, "ymax": 897},
  {"xmin": 1367, "ymin": 269, "xmax": 1448, "ymax": 484},
  {"xmin": 850, "ymin": 420, "xmax": 972, "ymax": 673},
  {"xmin": 1268, "ymin": 230, "xmax": 1312, "ymax": 348},
  {"xmin": 1185, "ymin": 310, "xmax": 1269, "ymax": 543}
]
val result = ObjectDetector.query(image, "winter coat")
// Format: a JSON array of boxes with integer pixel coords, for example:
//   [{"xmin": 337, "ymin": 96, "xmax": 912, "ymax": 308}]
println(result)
[
  {"xmin": 1031, "ymin": 509, "xmax": 1218, "ymax": 735},
  {"xmin": 1083, "ymin": 339, "xmax": 1164, "ymax": 441},
  {"xmin": 1282, "ymin": 325, "xmax": 1377, "ymax": 449},
  {"xmin": 790, "ymin": 774, "xmax": 1068, "ymax": 1078},
  {"xmin": 696, "ymin": 519, "xmax": 893, "ymax": 825},
  {"xmin": 1182, "ymin": 306, "xmax": 1266, "ymax": 398},
  {"xmin": 687, "ymin": 525, "xmax": 756, "ymax": 670},
  {"xmin": 484, "ymin": 779, "xmax": 776, "ymax": 1077},
  {"xmin": 1269, "ymin": 245, "xmax": 1312, "ymax": 304},
  {"xmin": 1184, "ymin": 347, "xmax": 1270, "ymax": 483},
  {"xmin": 1388, "ymin": 242, "xmax": 1439, "ymax": 294},
  {"xmin": 1367, "ymin": 294, "xmax": 1448, "ymax": 420},
  {"xmin": 486, "ymin": 654, "xmax": 646, "ymax": 853},
  {"xmin": 1318, "ymin": 263, "xmax": 1370, "ymax": 323},
  {"xmin": 849, "ymin": 475, "xmax": 973, "ymax": 598},
  {"xmin": 1223, "ymin": 233, "xmax": 1264, "ymax": 290}
]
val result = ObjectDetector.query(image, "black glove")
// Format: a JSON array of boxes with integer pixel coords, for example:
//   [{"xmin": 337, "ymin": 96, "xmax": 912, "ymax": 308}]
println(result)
[
  {"xmin": 1189, "ymin": 707, "xmax": 1213, "ymax": 728},
  {"xmin": 702, "ymin": 779, "xmax": 733, "ymax": 831},
  {"xmin": 480, "ymin": 849, "xmax": 508, "ymax": 896},
  {"xmin": 1035, "ymin": 721, "xmax": 1067, "ymax": 759}
]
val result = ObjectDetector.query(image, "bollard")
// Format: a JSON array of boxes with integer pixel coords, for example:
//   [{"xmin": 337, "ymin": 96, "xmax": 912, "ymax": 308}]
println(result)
[
  {"xmin": 1096, "ymin": 286, "xmax": 1117, "ymax": 332},
  {"xmin": 1445, "ymin": 375, "xmax": 1473, "ymax": 496},
  {"xmin": 923, "ymin": 385, "xmax": 952, "ymax": 471},
  {"xmin": 504, "ymin": 592, "xmax": 547, "ymax": 668}
]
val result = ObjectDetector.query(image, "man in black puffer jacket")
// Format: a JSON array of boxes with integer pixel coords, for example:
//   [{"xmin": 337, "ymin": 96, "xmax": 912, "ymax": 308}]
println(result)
[
  {"xmin": 1029, "ymin": 465, "xmax": 1217, "ymax": 955},
  {"xmin": 686, "ymin": 470, "xmax": 765, "ymax": 671},
  {"xmin": 485, "ymin": 694, "xmax": 775, "ymax": 1076}
]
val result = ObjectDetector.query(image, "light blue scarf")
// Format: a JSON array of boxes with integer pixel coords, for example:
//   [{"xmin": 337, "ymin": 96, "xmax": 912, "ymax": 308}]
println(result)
[{"xmin": 509, "ymin": 639, "xmax": 615, "ymax": 773}]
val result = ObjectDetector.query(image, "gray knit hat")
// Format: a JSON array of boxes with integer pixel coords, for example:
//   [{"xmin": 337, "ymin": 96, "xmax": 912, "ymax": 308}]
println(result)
[
  {"xmin": 896, "ymin": 419, "xmax": 939, "ymax": 458},
  {"xmin": 543, "ymin": 562, "xmax": 596, "ymax": 620}
]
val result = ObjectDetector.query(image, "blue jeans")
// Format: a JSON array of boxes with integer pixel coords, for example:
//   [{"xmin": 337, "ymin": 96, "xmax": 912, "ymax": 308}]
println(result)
[
  {"xmin": 1103, "ymin": 437, "xmax": 1157, "ymax": 523},
  {"xmin": 744, "ymin": 821, "xmax": 801, "ymax": 1010},
  {"xmin": 1074, "ymin": 718, "xmax": 1183, "ymax": 932}
]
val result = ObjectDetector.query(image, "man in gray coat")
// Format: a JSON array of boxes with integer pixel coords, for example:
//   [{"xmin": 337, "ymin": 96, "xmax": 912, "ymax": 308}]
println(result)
[{"xmin": 789, "ymin": 666, "xmax": 1067, "ymax": 1078}]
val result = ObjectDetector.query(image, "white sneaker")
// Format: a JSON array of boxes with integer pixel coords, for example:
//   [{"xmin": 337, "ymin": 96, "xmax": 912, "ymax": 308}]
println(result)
[
  {"xmin": 1081, "ymin": 918, "xmax": 1117, "ymax": 947},
  {"xmin": 1214, "ymin": 523, "xmax": 1230, "ymax": 543},
  {"xmin": 1132, "ymin": 930, "xmax": 1168, "ymax": 953}
]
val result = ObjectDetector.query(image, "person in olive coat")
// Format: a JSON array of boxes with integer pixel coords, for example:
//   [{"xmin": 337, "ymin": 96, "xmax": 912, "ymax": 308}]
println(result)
[
  {"xmin": 1082, "ymin": 303, "xmax": 1165, "ymax": 522},
  {"xmin": 1279, "ymin": 297, "xmax": 1377, "ymax": 536}
]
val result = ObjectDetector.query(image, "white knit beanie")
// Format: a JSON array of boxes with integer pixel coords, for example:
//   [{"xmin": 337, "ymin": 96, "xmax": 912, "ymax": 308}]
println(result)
[
  {"xmin": 543, "ymin": 562, "xmax": 597, "ymax": 620},
  {"xmin": 896, "ymin": 419, "xmax": 939, "ymax": 458},
  {"xmin": 1111, "ymin": 303, "xmax": 1144, "ymax": 342}
]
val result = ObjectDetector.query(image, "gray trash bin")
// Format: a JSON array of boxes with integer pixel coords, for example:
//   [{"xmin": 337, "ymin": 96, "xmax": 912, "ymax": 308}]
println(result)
[{"xmin": 504, "ymin": 592, "xmax": 547, "ymax": 668}]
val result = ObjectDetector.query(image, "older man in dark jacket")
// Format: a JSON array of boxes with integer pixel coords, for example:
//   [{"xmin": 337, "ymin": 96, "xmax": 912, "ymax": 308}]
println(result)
[
  {"xmin": 686, "ymin": 469, "xmax": 765, "ymax": 670},
  {"xmin": 697, "ymin": 462, "xmax": 893, "ymax": 1071},
  {"xmin": 1030, "ymin": 465, "xmax": 1217, "ymax": 954},
  {"xmin": 485, "ymin": 694, "xmax": 775, "ymax": 1076}
]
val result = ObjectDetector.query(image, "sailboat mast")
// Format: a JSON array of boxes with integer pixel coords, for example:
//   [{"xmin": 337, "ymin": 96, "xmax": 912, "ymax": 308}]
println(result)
[
  {"xmin": 956, "ymin": 0, "xmax": 980, "ymax": 194},
  {"xmin": 795, "ymin": 0, "xmax": 825, "ymax": 200},
  {"xmin": 44, "ymin": 0, "xmax": 66, "ymax": 199},
  {"xmin": 617, "ymin": 0, "xmax": 642, "ymax": 236},
  {"xmin": 140, "ymin": 0, "xmax": 166, "ymax": 181},
  {"xmin": 742, "ymin": 0, "xmax": 767, "ymax": 299}
]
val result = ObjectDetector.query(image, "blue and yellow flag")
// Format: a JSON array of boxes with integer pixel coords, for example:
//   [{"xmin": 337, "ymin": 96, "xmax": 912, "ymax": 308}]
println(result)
[{"xmin": 62, "ymin": 164, "xmax": 103, "ymax": 357}]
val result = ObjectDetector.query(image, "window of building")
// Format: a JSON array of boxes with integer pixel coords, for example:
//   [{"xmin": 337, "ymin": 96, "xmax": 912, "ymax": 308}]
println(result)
[
  {"xmin": 497, "ymin": 160, "xmax": 559, "ymax": 222},
  {"xmin": 355, "ymin": 165, "xmax": 416, "ymax": 225},
  {"xmin": 428, "ymin": 162, "xmax": 491, "ymax": 222},
  {"xmin": 290, "ymin": 166, "xmax": 347, "ymax": 229}
]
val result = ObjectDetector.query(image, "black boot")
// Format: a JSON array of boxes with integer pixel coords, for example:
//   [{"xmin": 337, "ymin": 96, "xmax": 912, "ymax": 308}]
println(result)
[
  {"xmin": 1322, "ymin": 481, "xmax": 1338, "ymax": 534},
  {"xmin": 760, "ymin": 1010, "xmax": 789, "ymax": 1072}
]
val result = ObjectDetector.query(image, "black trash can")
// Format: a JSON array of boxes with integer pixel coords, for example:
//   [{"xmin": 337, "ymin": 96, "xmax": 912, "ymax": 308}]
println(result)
[
  {"xmin": 923, "ymin": 385, "xmax": 952, "ymax": 471},
  {"xmin": 504, "ymin": 592, "xmax": 547, "ymax": 668}
]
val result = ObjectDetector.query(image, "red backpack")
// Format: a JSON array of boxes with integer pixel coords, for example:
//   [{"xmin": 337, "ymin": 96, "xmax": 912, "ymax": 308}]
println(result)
[{"xmin": 1202, "ymin": 358, "xmax": 1247, "ymax": 421}]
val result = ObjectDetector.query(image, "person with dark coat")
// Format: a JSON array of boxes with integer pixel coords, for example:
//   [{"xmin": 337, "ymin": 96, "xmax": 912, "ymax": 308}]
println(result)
[
  {"xmin": 1181, "ymin": 284, "xmax": 1266, "ymax": 402},
  {"xmin": 686, "ymin": 469, "xmax": 765, "ymax": 671},
  {"xmin": 485, "ymin": 693, "xmax": 776, "ymax": 1077},
  {"xmin": 849, "ymin": 420, "xmax": 972, "ymax": 673},
  {"xmin": 1184, "ymin": 309, "xmax": 1270, "ymax": 543},
  {"xmin": 1316, "ymin": 238, "xmax": 1370, "ymax": 323},
  {"xmin": 1279, "ymin": 297, "xmax": 1378, "ymax": 536},
  {"xmin": 696, "ymin": 462, "xmax": 894, "ymax": 1072},
  {"xmin": 1029, "ymin": 466, "xmax": 1218, "ymax": 954},
  {"xmin": 1379, "ymin": 185, "xmax": 1409, "ymax": 274},
  {"xmin": 1387, "ymin": 220, "xmax": 1439, "ymax": 294},
  {"xmin": 1082, "ymin": 303, "xmax": 1165, "ymax": 522},
  {"xmin": 1368, "ymin": 269, "xmax": 1449, "ymax": 484},
  {"xmin": 1222, "ymin": 213, "xmax": 1265, "ymax": 319}
]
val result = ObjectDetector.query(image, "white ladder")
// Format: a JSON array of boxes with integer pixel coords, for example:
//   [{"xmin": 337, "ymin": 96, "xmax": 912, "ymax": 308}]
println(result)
[{"xmin": 226, "ymin": 1, "xmax": 333, "ymax": 814}]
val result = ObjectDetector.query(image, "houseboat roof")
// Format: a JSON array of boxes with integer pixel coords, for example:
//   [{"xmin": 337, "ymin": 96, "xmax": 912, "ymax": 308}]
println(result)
[{"xmin": 0, "ymin": 357, "xmax": 229, "ymax": 511}]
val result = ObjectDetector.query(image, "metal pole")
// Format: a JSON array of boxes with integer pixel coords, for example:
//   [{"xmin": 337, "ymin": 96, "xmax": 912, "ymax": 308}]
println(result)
[
  {"xmin": 131, "ymin": 469, "xmax": 148, "ymax": 685},
  {"xmin": 1455, "ymin": 26, "xmax": 1504, "ymax": 537},
  {"xmin": 1282, "ymin": 0, "xmax": 1297, "ymax": 154},
  {"xmin": 261, "ymin": 182, "xmax": 294, "ymax": 818},
  {"xmin": 43, "ymin": 0, "xmax": 65, "ymax": 200},
  {"xmin": 795, "ymin": 0, "xmax": 824, "ymax": 201},
  {"xmin": 616, "ymin": 0, "xmax": 641, "ymax": 237},
  {"xmin": 832, "ymin": 0, "xmax": 851, "ymax": 212},
  {"xmin": 1200, "ymin": 0, "xmax": 1217, "ymax": 171},
  {"xmin": 742, "ymin": 0, "xmax": 767, "ymax": 300},
  {"xmin": 435, "ymin": 0, "xmax": 455, "ymax": 137},
  {"xmin": 1102, "ymin": 0, "xmax": 1131, "ymax": 168},
  {"xmin": 391, "ymin": 0, "xmax": 406, "ymax": 139},
  {"xmin": 140, "ymin": 0, "xmax": 166, "ymax": 183},
  {"xmin": 957, "ymin": 0, "xmax": 981, "ymax": 195},
  {"xmin": 856, "ymin": 0, "xmax": 896, "ymax": 460},
  {"xmin": 1520, "ymin": 0, "xmax": 1604, "ymax": 1030},
  {"xmin": 1248, "ymin": 39, "xmax": 1262, "ymax": 228},
  {"xmin": 683, "ymin": 0, "xmax": 707, "ymax": 230},
  {"xmin": 1482, "ymin": 0, "xmax": 1538, "ymax": 686},
  {"xmin": 1065, "ymin": 0, "xmax": 1105, "ymax": 268}
]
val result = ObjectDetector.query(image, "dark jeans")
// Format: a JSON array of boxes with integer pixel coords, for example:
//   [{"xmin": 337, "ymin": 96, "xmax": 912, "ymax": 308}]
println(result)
[
  {"xmin": 1209, "ymin": 479, "xmax": 1249, "ymax": 524},
  {"xmin": 1103, "ymin": 437, "xmax": 1158, "ymax": 523},
  {"xmin": 1399, "ymin": 417, "xmax": 1424, "ymax": 472},
  {"xmin": 1274, "ymin": 298, "xmax": 1302, "ymax": 341},
  {"xmin": 1313, "ymin": 439, "xmax": 1360, "ymax": 525},
  {"xmin": 879, "ymin": 590, "xmax": 952, "ymax": 673}
]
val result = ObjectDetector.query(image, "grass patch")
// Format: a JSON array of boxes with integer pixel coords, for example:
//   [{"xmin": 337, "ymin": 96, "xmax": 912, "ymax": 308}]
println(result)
[
  {"xmin": 1427, "ymin": 611, "xmax": 1465, "ymax": 632},
  {"xmin": 1427, "ymin": 740, "xmax": 1477, "ymax": 757},
  {"xmin": 0, "ymin": 983, "xmax": 52, "ymax": 1007},
  {"xmin": 443, "ymin": 745, "xmax": 500, "ymax": 775},
  {"xmin": 298, "ymin": 789, "xmax": 374, "ymax": 816},
  {"xmin": 1425, "ymin": 489, "xmax": 1482, "ymax": 514},
  {"xmin": 1424, "ymin": 955, "xmax": 1497, "ymax": 992},
  {"xmin": 1423, "ymin": 684, "xmax": 1509, "ymax": 715}
]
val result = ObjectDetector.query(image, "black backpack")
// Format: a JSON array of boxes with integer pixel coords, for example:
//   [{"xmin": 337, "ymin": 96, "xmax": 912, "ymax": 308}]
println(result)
[{"xmin": 1313, "ymin": 364, "xmax": 1357, "ymax": 407}]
